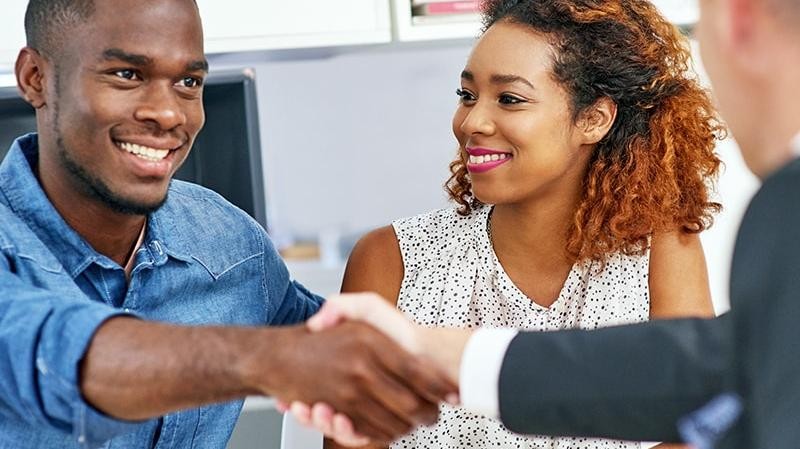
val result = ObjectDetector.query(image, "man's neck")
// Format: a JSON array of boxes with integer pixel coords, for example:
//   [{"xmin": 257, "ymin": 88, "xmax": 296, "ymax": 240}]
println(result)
[
  {"xmin": 58, "ymin": 197, "xmax": 147, "ymax": 267},
  {"xmin": 36, "ymin": 155, "xmax": 147, "ymax": 266},
  {"xmin": 747, "ymin": 40, "xmax": 800, "ymax": 177}
]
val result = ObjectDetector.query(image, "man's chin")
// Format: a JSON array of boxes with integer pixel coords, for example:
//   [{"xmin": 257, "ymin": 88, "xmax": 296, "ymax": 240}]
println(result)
[
  {"xmin": 91, "ymin": 187, "xmax": 170, "ymax": 216},
  {"xmin": 105, "ymin": 195, "xmax": 168, "ymax": 216}
]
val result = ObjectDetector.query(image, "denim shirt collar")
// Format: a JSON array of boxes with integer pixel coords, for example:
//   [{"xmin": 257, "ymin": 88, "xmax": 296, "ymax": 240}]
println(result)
[{"xmin": 0, "ymin": 133, "xmax": 192, "ymax": 278}]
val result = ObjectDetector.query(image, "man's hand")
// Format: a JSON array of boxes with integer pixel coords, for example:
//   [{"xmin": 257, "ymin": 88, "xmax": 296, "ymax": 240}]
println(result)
[
  {"xmin": 284, "ymin": 293, "xmax": 472, "ymax": 446},
  {"xmin": 247, "ymin": 320, "xmax": 456, "ymax": 445},
  {"xmin": 307, "ymin": 293, "xmax": 423, "ymax": 354},
  {"xmin": 308, "ymin": 293, "xmax": 470, "ymax": 382}
]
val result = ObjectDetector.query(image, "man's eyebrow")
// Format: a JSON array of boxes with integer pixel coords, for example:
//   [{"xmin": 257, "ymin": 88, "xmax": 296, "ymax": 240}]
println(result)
[
  {"xmin": 461, "ymin": 70, "xmax": 474, "ymax": 81},
  {"xmin": 187, "ymin": 59, "xmax": 209, "ymax": 73},
  {"xmin": 101, "ymin": 48, "xmax": 152, "ymax": 66}
]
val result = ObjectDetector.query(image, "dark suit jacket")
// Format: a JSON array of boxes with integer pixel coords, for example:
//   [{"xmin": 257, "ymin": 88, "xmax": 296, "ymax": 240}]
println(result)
[{"xmin": 497, "ymin": 157, "xmax": 800, "ymax": 448}]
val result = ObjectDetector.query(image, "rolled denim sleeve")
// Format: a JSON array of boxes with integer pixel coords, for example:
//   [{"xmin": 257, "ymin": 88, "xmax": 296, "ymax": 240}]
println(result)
[{"xmin": 0, "ymin": 258, "xmax": 145, "ymax": 447}]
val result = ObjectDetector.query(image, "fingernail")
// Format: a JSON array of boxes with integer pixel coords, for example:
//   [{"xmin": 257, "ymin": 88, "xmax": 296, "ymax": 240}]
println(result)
[{"xmin": 445, "ymin": 393, "xmax": 460, "ymax": 405}]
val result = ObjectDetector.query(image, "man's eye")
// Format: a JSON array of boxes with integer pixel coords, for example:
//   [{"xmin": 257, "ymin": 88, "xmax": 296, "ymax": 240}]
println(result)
[
  {"xmin": 180, "ymin": 77, "xmax": 203, "ymax": 88},
  {"xmin": 114, "ymin": 69, "xmax": 139, "ymax": 80}
]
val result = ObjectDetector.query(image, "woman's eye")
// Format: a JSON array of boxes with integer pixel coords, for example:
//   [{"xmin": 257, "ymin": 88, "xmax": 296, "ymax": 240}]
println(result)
[
  {"xmin": 499, "ymin": 94, "xmax": 524, "ymax": 105},
  {"xmin": 456, "ymin": 88, "xmax": 476, "ymax": 103},
  {"xmin": 114, "ymin": 69, "xmax": 139, "ymax": 80}
]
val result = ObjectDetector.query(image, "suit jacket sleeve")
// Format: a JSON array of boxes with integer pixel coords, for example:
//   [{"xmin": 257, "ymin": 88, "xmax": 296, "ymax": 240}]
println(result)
[
  {"xmin": 497, "ymin": 158, "xmax": 800, "ymax": 445},
  {"xmin": 498, "ymin": 315, "xmax": 733, "ymax": 441}
]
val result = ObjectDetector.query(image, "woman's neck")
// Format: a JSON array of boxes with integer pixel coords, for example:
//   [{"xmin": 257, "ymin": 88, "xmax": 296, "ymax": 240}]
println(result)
[{"xmin": 490, "ymin": 198, "xmax": 576, "ymax": 264}]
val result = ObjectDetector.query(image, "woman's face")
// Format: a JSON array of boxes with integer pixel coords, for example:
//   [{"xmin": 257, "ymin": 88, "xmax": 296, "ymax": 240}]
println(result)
[{"xmin": 452, "ymin": 20, "xmax": 594, "ymax": 206}]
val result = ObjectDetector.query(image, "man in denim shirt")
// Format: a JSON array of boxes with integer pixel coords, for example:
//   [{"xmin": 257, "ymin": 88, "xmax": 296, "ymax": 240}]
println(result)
[{"xmin": 0, "ymin": 0, "xmax": 455, "ymax": 447}]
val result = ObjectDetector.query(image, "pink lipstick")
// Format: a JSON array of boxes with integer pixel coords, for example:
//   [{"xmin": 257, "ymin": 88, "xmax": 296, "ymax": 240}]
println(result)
[{"xmin": 466, "ymin": 147, "xmax": 512, "ymax": 174}]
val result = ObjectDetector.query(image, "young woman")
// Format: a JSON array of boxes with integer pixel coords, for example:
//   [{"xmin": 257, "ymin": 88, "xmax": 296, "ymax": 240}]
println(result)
[{"xmin": 331, "ymin": 0, "xmax": 722, "ymax": 447}]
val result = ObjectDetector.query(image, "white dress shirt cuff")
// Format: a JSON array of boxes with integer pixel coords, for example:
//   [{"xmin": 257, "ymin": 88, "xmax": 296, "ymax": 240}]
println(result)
[
  {"xmin": 791, "ymin": 131, "xmax": 800, "ymax": 158},
  {"xmin": 459, "ymin": 328, "xmax": 519, "ymax": 418}
]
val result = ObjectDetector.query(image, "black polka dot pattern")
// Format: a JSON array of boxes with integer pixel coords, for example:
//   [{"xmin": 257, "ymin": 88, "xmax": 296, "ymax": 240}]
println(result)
[{"xmin": 390, "ymin": 205, "xmax": 650, "ymax": 449}]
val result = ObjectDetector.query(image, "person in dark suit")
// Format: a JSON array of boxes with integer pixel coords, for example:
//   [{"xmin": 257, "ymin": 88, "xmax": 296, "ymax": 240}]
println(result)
[{"xmin": 292, "ymin": 0, "xmax": 800, "ymax": 447}]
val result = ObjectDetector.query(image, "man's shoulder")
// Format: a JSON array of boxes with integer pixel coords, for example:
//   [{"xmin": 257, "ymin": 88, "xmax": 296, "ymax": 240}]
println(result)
[
  {"xmin": 0, "ymin": 202, "xmax": 34, "ymax": 249},
  {"xmin": 744, "ymin": 158, "xmax": 800, "ymax": 224},
  {"xmin": 160, "ymin": 180, "xmax": 266, "ymax": 250},
  {"xmin": 0, "ymin": 203, "xmax": 17, "ymax": 248},
  {"xmin": 165, "ymin": 180, "xmax": 259, "ymax": 227}
]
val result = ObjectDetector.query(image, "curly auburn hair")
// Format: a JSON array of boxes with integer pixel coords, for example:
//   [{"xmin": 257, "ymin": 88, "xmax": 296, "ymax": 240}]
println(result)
[{"xmin": 445, "ymin": 0, "xmax": 724, "ymax": 261}]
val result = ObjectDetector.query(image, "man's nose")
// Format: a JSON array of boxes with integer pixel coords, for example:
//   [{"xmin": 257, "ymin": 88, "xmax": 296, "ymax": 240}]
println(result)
[{"xmin": 133, "ymin": 84, "xmax": 187, "ymax": 131}]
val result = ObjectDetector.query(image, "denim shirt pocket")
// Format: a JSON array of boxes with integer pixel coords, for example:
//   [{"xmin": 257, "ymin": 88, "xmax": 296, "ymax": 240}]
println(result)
[{"xmin": 191, "ymin": 251, "xmax": 263, "ymax": 281}]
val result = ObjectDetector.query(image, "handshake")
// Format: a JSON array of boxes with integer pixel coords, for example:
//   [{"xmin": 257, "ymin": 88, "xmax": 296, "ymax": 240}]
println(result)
[{"xmin": 274, "ymin": 293, "xmax": 473, "ymax": 447}]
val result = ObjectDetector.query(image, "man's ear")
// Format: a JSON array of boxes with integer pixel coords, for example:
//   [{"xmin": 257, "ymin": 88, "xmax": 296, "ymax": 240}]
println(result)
[
  {"xmin": 15, "ymin": 47, "xmax": 48, "ymax": 109},
  {"xmin": 578, "ymin": 97, "xmax": 617, "ymax": 145}
]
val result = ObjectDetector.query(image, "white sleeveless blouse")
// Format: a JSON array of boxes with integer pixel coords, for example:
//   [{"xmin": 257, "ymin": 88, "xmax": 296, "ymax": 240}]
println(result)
[{"xmin": 390, "ymin": 205, "xmax": 650, "ymax": 449}]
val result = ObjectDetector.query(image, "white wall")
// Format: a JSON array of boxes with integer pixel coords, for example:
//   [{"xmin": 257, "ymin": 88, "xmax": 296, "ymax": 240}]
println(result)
[
  {"xmin": 211, "ymin": 42, "xmax": 474, "ymax": 246},
  {"xmin": 215, "ymin": 38, "xmax": 758, "ymax": 311}
]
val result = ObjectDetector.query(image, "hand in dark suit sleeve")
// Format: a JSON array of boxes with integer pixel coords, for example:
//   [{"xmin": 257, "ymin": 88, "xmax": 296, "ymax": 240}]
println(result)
[{"xmin": 498, "ymin": 315, "xmax": 733, "ymax": 441}]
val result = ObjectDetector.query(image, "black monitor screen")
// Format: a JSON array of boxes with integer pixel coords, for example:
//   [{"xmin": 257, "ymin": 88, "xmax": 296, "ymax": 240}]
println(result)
[{"xmin": 0, "ymin": 69, "xmax": 266, "ymax": 227}]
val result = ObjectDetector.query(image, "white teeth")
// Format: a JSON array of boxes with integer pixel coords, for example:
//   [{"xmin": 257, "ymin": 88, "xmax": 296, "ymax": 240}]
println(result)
[
  {"xmin": 469, "ymin": 153, "xmax": 509, "ymax": 164},
  {"xmin": 118, "ymin": 142, "xmax": 170, "ymax": 162}
]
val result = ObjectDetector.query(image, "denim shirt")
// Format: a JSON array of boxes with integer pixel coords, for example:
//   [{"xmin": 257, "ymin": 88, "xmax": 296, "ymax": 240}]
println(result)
[{"xmin": 0, "ymin": 134, "xmax": 324, "ymax": 448}]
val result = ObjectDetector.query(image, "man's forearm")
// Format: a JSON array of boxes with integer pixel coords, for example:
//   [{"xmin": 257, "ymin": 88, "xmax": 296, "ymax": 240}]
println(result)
[
  {"xmin": 80, "ymin": 317, "xmax": 455, "ymax": 444},
  {"xmin": 79, "ymin": 317, "xmax": 277, "ymax": 420}
]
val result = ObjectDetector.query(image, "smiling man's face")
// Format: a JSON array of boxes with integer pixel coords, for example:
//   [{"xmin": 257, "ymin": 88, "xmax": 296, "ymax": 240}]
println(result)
[{"xmin": 39, "ymin": 0, "xmax": 207, "ymax": 215}]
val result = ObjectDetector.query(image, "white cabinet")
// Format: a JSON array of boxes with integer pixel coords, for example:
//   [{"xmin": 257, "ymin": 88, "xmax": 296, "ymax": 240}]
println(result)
[
  {"xmin": 0, "ymin": 1, "xmax": 28, "ymax": 73},
  {"xmin": 0, "ymin": 0, "xmax": 697, "ymax": 75},
  {"xmin": 197, "ymin": 0, "xmax": 392, "ymax": 53},
  {"xmin": 0, "ymin": 1, "xmax": 392, "ymax": 72}
]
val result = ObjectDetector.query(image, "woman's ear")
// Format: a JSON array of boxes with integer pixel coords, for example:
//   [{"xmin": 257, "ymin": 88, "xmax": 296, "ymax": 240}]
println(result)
[
  {"xmin": 15, "ymin": 47, "xmax": 48, "ymax": 109},
  {"xmin": 578, "ymin": 97, "xmax": 617, "ymax": 145}
]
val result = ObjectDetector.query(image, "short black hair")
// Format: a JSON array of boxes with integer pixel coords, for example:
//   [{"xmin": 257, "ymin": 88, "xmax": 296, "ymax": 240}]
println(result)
[{"xmin": 24, "ymin": 0, "xmax": 95, "ymax": 56}]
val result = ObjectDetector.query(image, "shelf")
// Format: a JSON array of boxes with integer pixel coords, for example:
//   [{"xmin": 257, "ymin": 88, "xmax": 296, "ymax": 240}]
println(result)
[
  {"xmin": 392, "ymin": 0, "xmax": 482, "ymax": 42},
  {"xmin": 391, "ymin": 0, "xmax": 699, "ymax": 42}
]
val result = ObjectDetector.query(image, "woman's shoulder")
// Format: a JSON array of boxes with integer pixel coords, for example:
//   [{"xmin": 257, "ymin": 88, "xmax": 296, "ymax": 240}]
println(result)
[
  {"xmin": 392, "ymin": 204, "xmax": 487, "ymax": 242},
  {"xmin": 390, "ymin": 205, "xmax": 489, "ymax": 274}
]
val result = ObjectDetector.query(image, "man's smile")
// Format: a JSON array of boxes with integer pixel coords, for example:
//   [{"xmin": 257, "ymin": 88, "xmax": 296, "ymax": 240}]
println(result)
[{"xmin": 116, "ymin": 141, "xmax": 172, "ymax": 162}]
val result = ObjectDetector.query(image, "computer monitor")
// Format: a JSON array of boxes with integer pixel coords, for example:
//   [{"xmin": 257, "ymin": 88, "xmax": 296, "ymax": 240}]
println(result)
[{"xmin": 0, "ymin": 69, "xmax": 267, "ymax": 228}]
